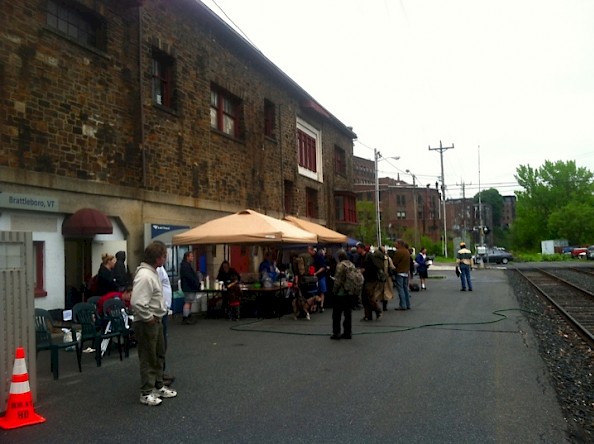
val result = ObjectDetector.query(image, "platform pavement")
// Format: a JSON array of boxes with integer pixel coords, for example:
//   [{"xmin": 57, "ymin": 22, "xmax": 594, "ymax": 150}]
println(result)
[{"xmin": 1, "ymin": 266, "xmax": 571, "ymax": 443}]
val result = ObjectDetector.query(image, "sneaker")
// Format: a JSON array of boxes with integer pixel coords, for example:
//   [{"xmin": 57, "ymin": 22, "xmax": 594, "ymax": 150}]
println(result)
[
  {"xmin": 376, "ymin": 312, "xmax": 383, "ymax": 321},
  {"xmin": 140, "ymin": 393, "xmax": 162, "ymax": 406},
  {"xmin": 306, "ymin": 313, "xmax": 310, "ymax": 320},
  {"xmin": 330, "ymin": 334, "xmax": 341, "ymax": 340},
  {"xmin": 152, "ymin": 386, "xmax": 177, "ymax": 399}
]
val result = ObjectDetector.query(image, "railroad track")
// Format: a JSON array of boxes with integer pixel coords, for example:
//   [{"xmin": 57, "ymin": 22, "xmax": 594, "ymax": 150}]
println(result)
[{"xmin": 515, "ymin": 267, "xmax": 594, "ymax": 345}]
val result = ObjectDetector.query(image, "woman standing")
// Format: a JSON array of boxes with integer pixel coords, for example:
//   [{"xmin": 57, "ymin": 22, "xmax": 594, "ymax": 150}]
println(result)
[
  {"xmin": 97, "ymin": 253, "xmax": 118, "ymax": 296},
  {"xmin": 415, "ymin": 247, "xmax": 429, "ymax": 290}
]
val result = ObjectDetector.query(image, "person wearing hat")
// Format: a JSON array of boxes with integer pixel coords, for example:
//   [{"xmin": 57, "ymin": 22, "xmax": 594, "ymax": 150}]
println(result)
[{"xmin": 456, "ymin": 242, "xmax": 473, "ymax": 291}]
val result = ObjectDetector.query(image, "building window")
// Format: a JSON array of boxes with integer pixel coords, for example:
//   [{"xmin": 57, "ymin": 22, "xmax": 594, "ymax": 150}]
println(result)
[
  {"xmin": 46, "ymin": 0, "xmax": 106, "ymax": 51},
  {"xmin": 152, "ymin": 50, "xmax": 175, "ymax": 109},
  {"xmin": 335, "ymin": 194, "xmax": 357, "ymax": 223},
  {"xmin": 34, "ymin": 241, "xmax": 47, "ymax": 297},
  {"xmin": 210, "ymin": 85, "xmax": 241, "ymax": 137},
  {"xmin": 306, "ymin": 188, "xmax": 318, "ymax": 218},
  {"xmin": 284, "ymin": 180, "xmax": 294, "ymax": 215},
  {"xmin": 264, "ymin": 99, "xmax": 276, "ymax": 139},
  {"xmin": 297, "ymin": 118, "xmax": 323, "ymax": 181},
  {"xmin": 397, "ymin": 195, "xmax": 406, "ymax": 206},
  {"xmin": 334, "ymin": 145, "xmax": 346, "ymax": 176},
  {"xmin": 396, "ymin": 211, "xmax": 407, "ymax": 220}
]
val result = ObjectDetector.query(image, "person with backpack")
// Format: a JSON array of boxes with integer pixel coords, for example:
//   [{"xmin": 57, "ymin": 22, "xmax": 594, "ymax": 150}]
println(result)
[
  {"xmin": 356, "ymin": 242, "xmax": 383, "ymax": 321},
  {"xmin": 330, "ymin": 249, "xmax": 361, "ymax": 340}
]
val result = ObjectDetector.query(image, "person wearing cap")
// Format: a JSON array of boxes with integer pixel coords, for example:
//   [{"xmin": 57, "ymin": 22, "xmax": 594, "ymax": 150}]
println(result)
[{"xmin": 456, "ymin": 242, "xmax": 473, "ymax": 291}]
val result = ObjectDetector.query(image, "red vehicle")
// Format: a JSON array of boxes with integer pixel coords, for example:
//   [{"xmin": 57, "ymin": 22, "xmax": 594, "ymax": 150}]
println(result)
[{"xmin": 571, "ymin": 247, "xmax": 588, "ymax": 258}]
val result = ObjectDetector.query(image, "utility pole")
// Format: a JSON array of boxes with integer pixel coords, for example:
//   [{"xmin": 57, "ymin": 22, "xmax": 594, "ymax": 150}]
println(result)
[
  {"xmin": 458, "ymin": 180, "xmax": 468, "ymax": 242},
  {"xmin": 478, "ymin": 145, "xmax": 484, "ymax": 247},
  {"xmin": 374, "ymin": 148, "xmax": 381, "ymax": 248},
  {"xmin": 429, "ymin": 141, "xmax": 454, "ymax": 257},
  {"xmin": 406, "ymin": 169, "xmax": 419, "ymax": 249}
]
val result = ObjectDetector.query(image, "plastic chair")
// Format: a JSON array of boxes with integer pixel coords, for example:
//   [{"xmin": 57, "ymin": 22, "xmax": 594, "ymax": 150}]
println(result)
[
  {"xmin": 102, "ymin": 298, "xmax": 131, "ymax": 359},
  {"xmin": 34, "ymin": 308, "xmax": 82, "ymax": 379},
  {"xmin": 72, "ymin": 302, "xmax": 123, "ymax": 367},
  {"xmin": 86, "ymin": 295, "xmax": 101, "ymax": 312}
]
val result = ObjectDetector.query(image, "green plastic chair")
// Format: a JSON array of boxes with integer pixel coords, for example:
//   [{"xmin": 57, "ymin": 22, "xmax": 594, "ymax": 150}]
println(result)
[
  {"xmin": 72, "ymin": 302, "xmax": 123, "ymax": 367},
  {"xmin": 102, "ymin": 298, "xmax": 131, "ymax": 359},
  {"xmin": 34, "ymin": 308, "xmax": 82, "ymax": 380}
]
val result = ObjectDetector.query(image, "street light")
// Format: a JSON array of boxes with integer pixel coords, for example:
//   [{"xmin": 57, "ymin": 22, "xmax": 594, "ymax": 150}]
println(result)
[
  {"xmin": 406, "ymin": 169, "xmax": 419, "ymax": 249},
  {"xmin": 374, "ymin": 149, "xmax": 400, "ymax": 247}
]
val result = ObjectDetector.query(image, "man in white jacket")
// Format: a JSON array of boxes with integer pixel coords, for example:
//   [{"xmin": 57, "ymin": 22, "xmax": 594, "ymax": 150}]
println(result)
[{"xmin": 131, "ymin": 242, "xmax": 177, "ymax": 406}]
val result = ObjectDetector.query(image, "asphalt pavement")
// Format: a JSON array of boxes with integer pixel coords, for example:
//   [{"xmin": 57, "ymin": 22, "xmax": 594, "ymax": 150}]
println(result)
[{"xmin": 1, "ymin": 264, "xmax": 570, "ymax": 443}]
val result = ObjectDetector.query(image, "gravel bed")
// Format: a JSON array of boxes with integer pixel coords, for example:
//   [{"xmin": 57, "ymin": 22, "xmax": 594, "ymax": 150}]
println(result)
[{"xmin": 508, "ymin": 270, "xmax": 594, "ymax": 443}]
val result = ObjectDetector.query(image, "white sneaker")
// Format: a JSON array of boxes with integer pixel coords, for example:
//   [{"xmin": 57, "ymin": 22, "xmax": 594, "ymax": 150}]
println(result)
[
  {"xmin": 152, "ymin": 386, "xmax": 177, "ymax": 398},
  {"xmin": 140, "ymin": 393, "xmax": 162, "ymax": 406},
  {"xmin": 306, "ymin": 313, "xmax": 311, "ymax": 320}
]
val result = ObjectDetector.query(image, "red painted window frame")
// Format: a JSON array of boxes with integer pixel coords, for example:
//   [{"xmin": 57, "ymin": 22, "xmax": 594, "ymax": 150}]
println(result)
[
  {"xmin": 152, "ymin": 52, "xmax": 174, "ymax": 109},
  {"xmin": 297, "ymin": 129, "xmax": 317, "ymax": 172}
]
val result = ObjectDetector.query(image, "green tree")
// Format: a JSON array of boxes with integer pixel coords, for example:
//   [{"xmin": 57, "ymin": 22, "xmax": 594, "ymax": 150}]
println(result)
[
  {"xmin": 474, "ymin": 188, "xmax": 504, "ymax": 227},
  {"xmin": 355, "ymin": 200, "xmax": 376, "ymax": 245},
  {"xmin": 513, "ymin": 160, "xmax": 594, "ymax": 249}
]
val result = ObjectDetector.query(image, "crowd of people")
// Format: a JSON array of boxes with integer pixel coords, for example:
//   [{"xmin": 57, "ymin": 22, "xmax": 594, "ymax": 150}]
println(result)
[{"xmin": 85, "ymin": 239, "xmax": 471, "ymax": 405}]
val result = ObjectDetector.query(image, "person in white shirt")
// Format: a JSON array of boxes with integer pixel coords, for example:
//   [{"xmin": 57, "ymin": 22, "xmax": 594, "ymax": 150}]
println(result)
[{"xmin": 157, "ymin": 261, "xmax": 175, "ymax": 387}]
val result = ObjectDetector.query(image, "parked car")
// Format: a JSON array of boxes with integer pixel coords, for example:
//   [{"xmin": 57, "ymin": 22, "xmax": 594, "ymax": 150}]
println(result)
[
  {"xmin": 571, "ymin": 247, "xmax": 588, "ymax": 259},
  {"xmin": 587, "ymin": 246, "xmax": 594, "ymax": 260},
  {"xmin": 474, "ymin": 247, "xmax": 514, "ymax": 264}
]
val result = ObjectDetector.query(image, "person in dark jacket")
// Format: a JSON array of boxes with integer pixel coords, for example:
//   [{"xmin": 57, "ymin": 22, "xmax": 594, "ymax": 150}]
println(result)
[
  {"xmin": 113, "ymin": 250, "xmax": 131, "ymax": 290},
  {"xmin": 180, "ymin": 251, "xmax": 201, "ymax": 324},
  {"xmin": 415, "ymin": 247, "xmax": 429, "ymax": 290},
  {"xmin": 97, "ymin": 253, "xmax": 119, "ymax": 296}
]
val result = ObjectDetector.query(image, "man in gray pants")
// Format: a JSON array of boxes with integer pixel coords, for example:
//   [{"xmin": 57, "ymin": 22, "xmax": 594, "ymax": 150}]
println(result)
[{"xmin": 131, "ymin": 242, "xmax": 178, "ymax": 406}]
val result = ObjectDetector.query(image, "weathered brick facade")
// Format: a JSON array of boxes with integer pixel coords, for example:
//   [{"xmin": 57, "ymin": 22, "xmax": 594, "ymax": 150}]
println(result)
[
  {"xmin": 1, "ymin": 0, "xmax": 358, "ymax": 261},
  {"xmin": 0, "ymin": 0, "xmax": 360, "ymax": 311}
]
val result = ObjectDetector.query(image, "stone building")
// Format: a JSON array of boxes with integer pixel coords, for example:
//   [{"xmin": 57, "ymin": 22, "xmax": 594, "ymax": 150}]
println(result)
[{"xmin": 0, "ymin": 0, "xmax": 357, "ymax": 309}]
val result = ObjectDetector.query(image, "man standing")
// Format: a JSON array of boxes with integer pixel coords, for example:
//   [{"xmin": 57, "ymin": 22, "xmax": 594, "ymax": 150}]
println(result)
[
  {"xmin": 456, "ymin": 242, "xmax": 473, "ymax": 291},
  {"xmin": 180, "ymin": 251, "xmax": 200, "ymax": 324},
  {"xmin": 392, "ymin": 239, "xmax": 412, "ymax": 310},
  {"xmin": 330, "ymin": 249, "xmax": 354, "ymax": 339},
  {"xmin": 356, "ymin": 242, "xmax": 382, "ymax": 321},
  {"xmin": 131, "ymin": 242, "xmax": 177, "ymax": 406}
]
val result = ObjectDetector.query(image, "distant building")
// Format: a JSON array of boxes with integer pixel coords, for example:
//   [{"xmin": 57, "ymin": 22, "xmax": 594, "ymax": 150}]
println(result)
[{"xmin": 353, "ymin": 156, "xmax": 442, "ymax": 245}]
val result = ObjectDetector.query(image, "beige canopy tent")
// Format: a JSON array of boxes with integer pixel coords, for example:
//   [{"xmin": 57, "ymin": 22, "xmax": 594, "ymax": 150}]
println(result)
[
  {"xmin": 282, "ymin": 215, "xmax": 348, "ymax": 244},
  {"xmin": 171, "ymin": 209, "xmax": 318, "ymax": 245}
]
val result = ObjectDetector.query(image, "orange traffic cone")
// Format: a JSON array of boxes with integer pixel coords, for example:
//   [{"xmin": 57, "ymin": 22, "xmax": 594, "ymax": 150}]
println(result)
[{"xmin": 0, "ymin": 347, "xmax": 46, "ymax": 430}]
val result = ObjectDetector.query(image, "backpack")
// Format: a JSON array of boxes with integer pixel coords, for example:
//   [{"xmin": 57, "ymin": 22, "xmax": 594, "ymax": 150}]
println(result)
[{"xmin": 342, "ymin": 260, "xmax": 364, "ymax": 296}]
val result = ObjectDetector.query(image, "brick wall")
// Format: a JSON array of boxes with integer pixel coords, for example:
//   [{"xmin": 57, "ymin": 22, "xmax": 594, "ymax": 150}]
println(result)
[{"xmin": 1, "ymin": 0, "xmax": 355, "ymax": 224}]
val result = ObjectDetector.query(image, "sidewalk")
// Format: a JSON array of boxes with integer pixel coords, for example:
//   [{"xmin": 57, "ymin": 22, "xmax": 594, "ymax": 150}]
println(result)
[{"xmin": 2, "ymin": 267, "xmax": 570, "ymax": 443}]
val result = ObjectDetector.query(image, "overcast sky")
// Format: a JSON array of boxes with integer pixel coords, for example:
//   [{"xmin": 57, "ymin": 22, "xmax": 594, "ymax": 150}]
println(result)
[{"xmin": 201, "ymin": 0, "xmax": 594, "ymax": 199}]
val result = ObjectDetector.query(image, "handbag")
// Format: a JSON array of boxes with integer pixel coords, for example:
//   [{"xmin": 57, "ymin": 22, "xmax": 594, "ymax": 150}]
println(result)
[{"xmin": 455, "ymin": 266, "xmax": 461, "ymax": 277}]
